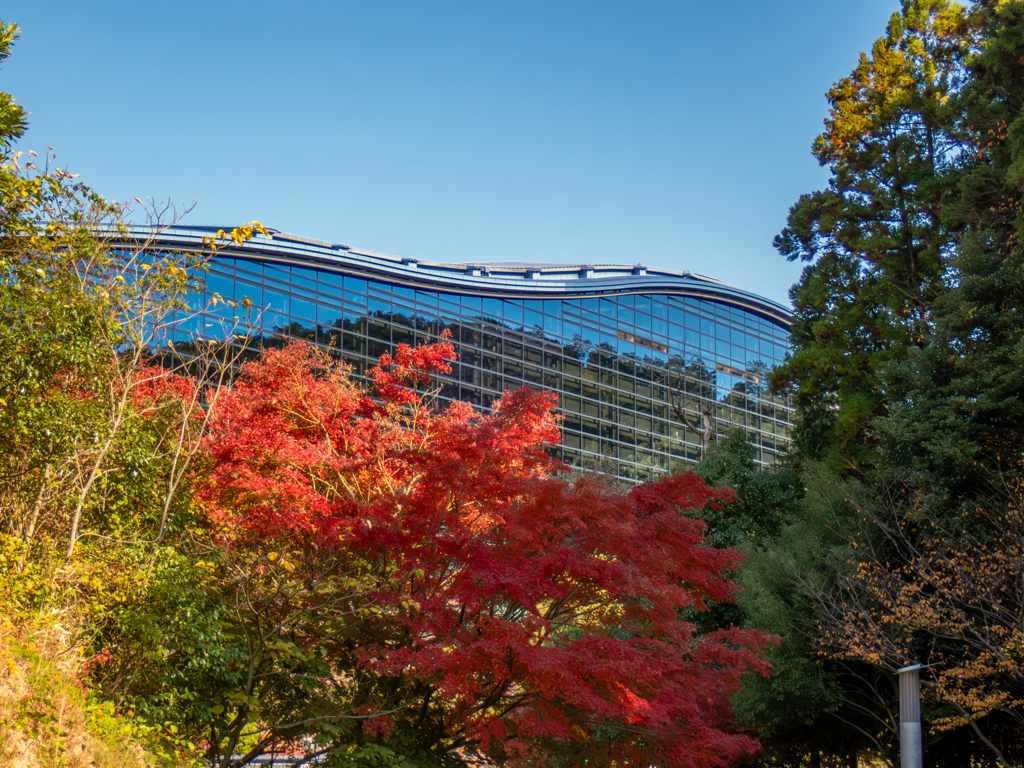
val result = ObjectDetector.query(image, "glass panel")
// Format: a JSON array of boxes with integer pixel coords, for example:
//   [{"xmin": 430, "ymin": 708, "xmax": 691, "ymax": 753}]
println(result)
[
  {"xmin": 504, "ymin": 302, "xmax": 524, "ymax": 327},
  {"xmin": 345, "ymin": 278, "xmax": 368, "ymax": 304},
  {"xmin": 543, "ymin": 314, "xmax": 561, "ymax": 336},
  {"xmin": 265, "ymin": 264, "xmax": 290, "ymax": 285},
  {"xmin": 292, "ymin": 295, "xmax": 317, "ymax": 321},
  {"xmin": 482, "ymin": 298, "xmax": 503, "ymax": 323},
  {"xmin": 206, "ymin": 271, "xmax": 235, "ymax": 298},
  {"xmin": 460, "ymin": 326, "xmax": 480, "ymax": 346},
  {"xmin": 563, "ymin": 321, "xmax": 583, "ymax": 341},
  {"xmin": 392, "ymin": 324, "xmax": 414, "ymax": 346},
  {"xmin": 320, "ymin": 271, "xmax": 343, "ymax": 291},
  {"xmin": 392, "ymin": 285, "xmax": 416, "ymax": 308},
  {"xmin": 262, "ymin": 288, "xmax": 288, "ymax": 326},
  {"xmin": 391, "ymin": 308, "xmax": 415, "ymax": 329},
  {"xmin": 234, "ymin": 259, "xmax": 262, "ymax": 280},
  {"xmin": 437, "ymin": 295, "xmax": 461, "ymax": 319},
  {"xmin": 416, "ymin": 290, "xmax": 438, "ymax": 308},
  {"xmin": 368, "ymin": 338, "xmax": 389, "ymax": 359},
  {"xmin": 368, "ymin": 281, "xmax": 391, "ymax": 299},
  {"xmin": 481, "ymin": 353, "xmax": 500, "ymax": 373},
  {"xmin": 366, "ymin": 316, "xmax": 390, "ymax": 341},
  {"xmin": 318, "ymin": 303, "xmax": 341, "ymax": 326},
  {"xmin": 523, "ymin": 308, "xmax": 543, "ymax": 332},
  {"xmin": 599, "ymin": 331, "xmax": 618, "ymax": 353},
  {"xmin": 471, "ymin": 325, "xmax": 495, "ymax": 349},
  {"xmin": 292, "ymin": 267, "xmax": 318, "ymax": 289},
  {"xmin": 343, "ymin": 328, "xmax": 366, "ymax": 355}
]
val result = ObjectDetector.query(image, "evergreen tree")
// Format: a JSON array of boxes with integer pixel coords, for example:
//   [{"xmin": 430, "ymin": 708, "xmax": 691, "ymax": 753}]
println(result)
[
  {"xmin": 773, "ymin": 2, "xmax": 1024, "ymax": 764},
  {"xmin": 772, "ymin": 0, "xmax": 976, "ymax": 474},
  {"xmin": 882, "ymin": 0, "xmax": 1024, "ymax": 512}
]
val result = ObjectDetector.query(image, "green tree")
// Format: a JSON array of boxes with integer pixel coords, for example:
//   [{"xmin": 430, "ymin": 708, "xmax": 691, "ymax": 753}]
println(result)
[
  {"xmin": 689, "ymin": 435, "xmax": 897, "ymax": 766},
  {"xmin": 817, "ymin": 5, "xmax": 1024, "ymax": 764},
  {"xmin": 731, "ymin": 465, "xmax": 999, "ymax": 768},
  {"xmin": 771, "ymin": 2, "xmax": 1024, "ymax": 765},
  {"xmin": 692, "ymin": 430, "xmax": 799, "ymax": 551},
  {"xmin": 772, "ymin": 0, "xmax": 976, "ymax": 474},
  {"xmin": 0, "ymin": 20, "xmax": 26, "ymax": 153},
  {"xmin": 881, "ymin": 0, "xmax": 1024, "ymax": 513}
]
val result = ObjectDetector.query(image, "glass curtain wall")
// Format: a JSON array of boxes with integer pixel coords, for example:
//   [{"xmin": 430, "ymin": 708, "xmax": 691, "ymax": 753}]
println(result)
[{"xmin": 176, "ymin": 256, "xmax": 792, "ymax": 482}]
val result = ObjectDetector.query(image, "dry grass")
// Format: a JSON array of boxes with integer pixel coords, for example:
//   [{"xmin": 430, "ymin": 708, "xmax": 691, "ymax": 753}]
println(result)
[{"xmin": 0, "ymin": 612, "xmax": 149, "ymax": 768}]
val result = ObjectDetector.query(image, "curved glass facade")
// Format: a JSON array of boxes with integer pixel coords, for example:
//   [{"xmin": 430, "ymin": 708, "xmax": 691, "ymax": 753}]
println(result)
[{"xmin": 140, "ymin": 226, "xmax": 792, "ymax": 482}]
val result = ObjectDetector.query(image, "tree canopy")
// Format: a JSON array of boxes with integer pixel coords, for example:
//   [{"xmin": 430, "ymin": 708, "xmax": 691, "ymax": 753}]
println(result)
[
  {"xmin": 186, "ymin": 340, "xmax": 770, "ymax": 767},
  {"xmin": 770, "ymin": 1, "xmax": 1024, "ymax": 764}
]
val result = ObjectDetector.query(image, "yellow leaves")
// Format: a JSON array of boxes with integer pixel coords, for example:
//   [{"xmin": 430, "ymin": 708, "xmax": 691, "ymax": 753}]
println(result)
[
  {"xmin": 266, "ymin": 551, "xmax": 297, "ymax": 572},
  {"xmin": 201, "ymin": 221, "xmax": 269, "ymax": 250},
  {"xmin": 400, "ymin": 598, "xmax": 421, "ymax": 615}
]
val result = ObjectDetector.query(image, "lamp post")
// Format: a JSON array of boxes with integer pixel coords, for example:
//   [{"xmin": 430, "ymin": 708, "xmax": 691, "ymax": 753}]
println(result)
[{"xmin": 896, "ymin": 664, "xmax": 923, "ymax": 768}]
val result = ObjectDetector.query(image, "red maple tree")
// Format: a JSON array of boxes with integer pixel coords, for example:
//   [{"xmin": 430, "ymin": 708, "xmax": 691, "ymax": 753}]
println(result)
[{"xmin": 199, "ymin": 339, "xmax": 770, "ymax": 767}]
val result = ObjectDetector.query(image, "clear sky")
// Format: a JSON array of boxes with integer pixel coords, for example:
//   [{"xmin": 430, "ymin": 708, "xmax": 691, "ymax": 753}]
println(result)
[{"xmin": 4, "ymin": 0, "xmax": 901, "ymax": 306}]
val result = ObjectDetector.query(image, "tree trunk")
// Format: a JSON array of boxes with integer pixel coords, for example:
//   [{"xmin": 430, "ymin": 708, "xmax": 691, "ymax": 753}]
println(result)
[{"xmin": 699, "ymin": 408, "xmax": 716, "ymax": 459}]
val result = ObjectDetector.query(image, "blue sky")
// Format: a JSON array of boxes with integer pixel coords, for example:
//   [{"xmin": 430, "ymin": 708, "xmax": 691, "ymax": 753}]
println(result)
[{"xmin": 4, "ymin": 1, "xmax": 901, "ymax": 306}]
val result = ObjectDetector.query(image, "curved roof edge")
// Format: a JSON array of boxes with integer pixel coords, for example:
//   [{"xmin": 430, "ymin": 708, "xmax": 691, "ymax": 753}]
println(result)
[{"xmin": 111, "ymin": 224, "xmax": 793, "ymax": 328}]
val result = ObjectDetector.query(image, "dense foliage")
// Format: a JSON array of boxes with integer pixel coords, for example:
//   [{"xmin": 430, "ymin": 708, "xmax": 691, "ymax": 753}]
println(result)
[
  {"xmin": 13, "ymin": 1, "xmax": 1024, "ymax": 765},
  {"xmin": 765, "ymin": 1, "xmax": 1024, "ymax": 765},
  {"xmin": 182, "ymin": 341, "xmax": 769, "ymax": 767},
  {"xmin": 0, "ymin": 19, "xmax": 771, "ymax": 768}
]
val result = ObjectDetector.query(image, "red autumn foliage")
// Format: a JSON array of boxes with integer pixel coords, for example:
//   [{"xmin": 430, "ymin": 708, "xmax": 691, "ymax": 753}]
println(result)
[
  {"xmin": 200, "ymin": 340, "xmax": 770, "ymax": 767},
  {"xmin": 131, "ymin": 362, "xmax": 199, "ymax": 407}
]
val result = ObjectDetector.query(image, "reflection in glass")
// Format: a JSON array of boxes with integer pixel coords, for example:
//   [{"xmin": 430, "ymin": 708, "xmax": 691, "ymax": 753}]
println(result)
[{"xmin": 197, "ymin": 253, "xmax": 792, "ymax": 479}]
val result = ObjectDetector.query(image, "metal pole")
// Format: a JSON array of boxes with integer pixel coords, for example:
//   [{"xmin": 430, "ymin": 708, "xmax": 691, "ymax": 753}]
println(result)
[{"xmin": 896, "ymin": 664, "xmax": 923, "ymax": 768}]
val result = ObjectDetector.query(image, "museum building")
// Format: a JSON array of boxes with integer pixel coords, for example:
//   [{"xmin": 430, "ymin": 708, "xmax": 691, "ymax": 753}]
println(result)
[{"xmin": 143, "ymin": 225, "xmax": 793, "ymax": 483}]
